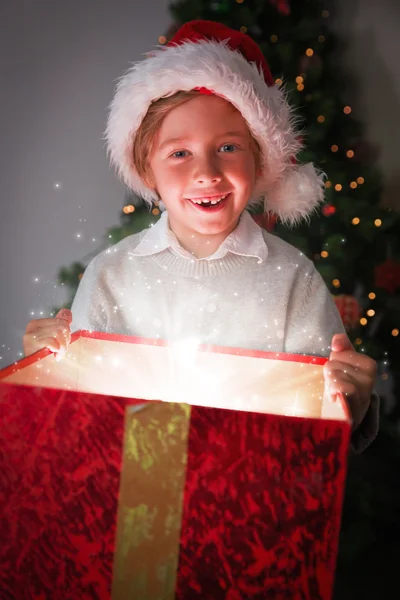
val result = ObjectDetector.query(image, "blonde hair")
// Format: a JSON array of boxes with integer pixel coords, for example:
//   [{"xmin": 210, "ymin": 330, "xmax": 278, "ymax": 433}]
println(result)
[{"xmin": 132, "ymin": 90, "xmax": 261, "ymax": 189}]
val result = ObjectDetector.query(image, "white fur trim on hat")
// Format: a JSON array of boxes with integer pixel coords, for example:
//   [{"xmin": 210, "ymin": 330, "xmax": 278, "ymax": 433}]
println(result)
[{"xmin": 105, "ymin": 40, "xmax": 324, "ymax": 225}]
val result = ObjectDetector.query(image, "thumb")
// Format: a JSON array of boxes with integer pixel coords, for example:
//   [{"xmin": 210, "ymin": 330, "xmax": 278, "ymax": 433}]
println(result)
[
  {"xmin": 331, "ymin": 333, "xmax": 352, "ymax": 353},
  {"xmin": 56, "ymin": 308, "xmax": 72, "ymax": 322}
]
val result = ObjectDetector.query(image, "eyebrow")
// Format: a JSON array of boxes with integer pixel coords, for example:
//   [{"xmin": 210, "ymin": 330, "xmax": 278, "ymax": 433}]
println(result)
[{"xmin": 158, "ymin": 131, "xmax": 248, "ymax": 152}]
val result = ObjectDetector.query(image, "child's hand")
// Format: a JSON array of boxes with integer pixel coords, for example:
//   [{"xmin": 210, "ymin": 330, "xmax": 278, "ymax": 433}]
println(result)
[
  {"xmin": 23, "ymin": 309, "xmax": 72, "ymax": 357},
  {"xmin": 324, "ymin": 333, "xmax": 377, "ymax": 431}
]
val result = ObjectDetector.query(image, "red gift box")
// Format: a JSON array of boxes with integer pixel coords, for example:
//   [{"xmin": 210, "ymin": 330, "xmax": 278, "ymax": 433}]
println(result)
[{"xmin": 0, "ymin": 331, "xmax": 351, "ymax": 600}]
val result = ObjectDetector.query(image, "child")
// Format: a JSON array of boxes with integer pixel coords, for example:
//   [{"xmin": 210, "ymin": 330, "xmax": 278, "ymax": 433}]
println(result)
[{"xmin": 23, "ymin": 20, "xmax": 378, "ymax": 451}]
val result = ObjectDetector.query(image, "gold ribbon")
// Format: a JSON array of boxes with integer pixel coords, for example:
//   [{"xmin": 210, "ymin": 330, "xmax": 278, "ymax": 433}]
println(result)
[{"xmin": 112, "ymin": 402, "xmax": 190, "ymax": 600}]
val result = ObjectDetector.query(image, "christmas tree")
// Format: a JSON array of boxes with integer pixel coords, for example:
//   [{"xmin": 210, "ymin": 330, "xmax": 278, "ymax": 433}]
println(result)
[{"xmin": 57, "ymin": 1, "xmax": 399, "ymax": 593}]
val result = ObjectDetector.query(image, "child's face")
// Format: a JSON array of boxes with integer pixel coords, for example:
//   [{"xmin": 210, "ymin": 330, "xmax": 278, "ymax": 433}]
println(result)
[{"xmin": 148, "ymin": 94, "xmax": 258, "ymax": 248}]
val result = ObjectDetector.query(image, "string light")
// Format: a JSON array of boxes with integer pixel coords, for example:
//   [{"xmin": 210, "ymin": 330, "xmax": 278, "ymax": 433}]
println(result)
[
  {"xmin": 343, "ymin": 106, "xmax": 352, "ymax": 114},
  {"xmin": 368, "ymin": 292, "xmax": 376, "ymax": 300},
  {"xmin": 392, "ymin": 329, "xmax": 399, "ymax": 337},
  {"xmin": 325, "ymin": 180, "xmax": 332, "ymax": 188},
  {"xmin": 350, "ymin": 181, "xmax": 358, "ymax": 189},
  {"xmin": 332, "ymin": 279, "xmax": 341, "ymax": 288},
  {"xmin": 321, "ymin": 250, "xmax": 329, "ymax": 258},
  {"xmin": 360, "ymin": 318, "xmax": 368, "ymax": 326},
  {"xmin": 240, "ymin": 26, "xmax": 248, "ymax": 33},
  {"xmin": 305, "ymin": 48, "xmax": 314, "ymax": 57},
  {"xmin": 152, "ymin": 208, "xmax": 160, "ymax": 215},
  {"xmin": 275, "ymin": 78, "xmax": 283, "ymax": 86},
  {"xmin": 334, "ymin": 184, "xmax": 342, "ymax": 191},
  {"xmin": 374, "ymin": 219, "xmax": 382, "ymax": 227},
  {"xmin": 318, "ymin": 35, "xmax": 326, "ymax": 43},
  {"xmin": 357, "ymin": 177, "xmax": 365, "ymax": 184},
  {"xmin": 331, "ymin": 145, "xmax": 339, "ymax": 152},
  {"xmin": 270, "ymin": 34, "xmax": 278, "ymax": 43},
  {"xmin": 317, "ymin": 115, "xmax": 325, "ymax": 123},
  {"xmin": 158, "ymin": 36, "xmax": 167, "ymax": 44},
  {"xmin": 346, "ymin": 150, "xmax": 355, "ymax": 158},
  {"xmin": 123, "ymin": 205, "xmax": 135, "ymax": 214},
  {"xmin": 352, "ymin": 217, "xmax": 360, "ymax": 225},
  {"xmin": 367, "ymin": 309, "xmax": 375, "ymax": 317},
  {"xmin": 297, "ymin": 83, "xmax": 305, "ymax": 91},
  {"xmin": 296, "ymin": 76, "xmax": 304, "ymax": 84},
  {"xmin": 355, "ymin": 338, "xmax": 362, "ymax": 345}
]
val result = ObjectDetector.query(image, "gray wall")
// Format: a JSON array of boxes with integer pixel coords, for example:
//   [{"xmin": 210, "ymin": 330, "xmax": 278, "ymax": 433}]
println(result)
[
  {"xmin": 0, "ymin": 0, "xmax": 399, "ymax": 366},
  {"xmin": 0, "ymin": 0, "xmax": 171, "ymax": 365}
]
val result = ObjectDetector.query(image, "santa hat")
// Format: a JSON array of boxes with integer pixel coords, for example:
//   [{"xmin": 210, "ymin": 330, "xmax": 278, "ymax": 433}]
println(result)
[{"xmin": 105, "ymin": 20, "xmax": 325, "ymax": 225}]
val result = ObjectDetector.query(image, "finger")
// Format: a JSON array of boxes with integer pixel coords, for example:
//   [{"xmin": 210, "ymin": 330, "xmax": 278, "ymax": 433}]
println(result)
[
  {"xmin": 24, "ymin": 324, "xmax": 70, "ymax": 352},
  {"xmin": 324, "ymin": 360, "xmax": 372, "ymax": 383},
  {"xmin": 324, "ymin": 352, "xmax": 377, "ymax": 378},
  {"xmin": 326, "ymin": 376, "xmax": 369, "ymax": 430},
  {"xmin": 330, "ymin": 333, "xmax": 353, "ymax": 353},
  {"xmin": 327, "ymin": 351, "xmax": 377, "ymax": 375},
  {"xmin": 25, "ymin": 318, "xmax": 62, "ymax": 334},
  {"xmin": 56, "ymin": 309, "xmax": 72, "ymax": 322},
  {"xmin": 324, "ymin": 370, "xmax": 358, "ymax": 398},
  {"xmin": 47, "ymin": 325, "xmax": 70, "ymax": 351},
  {"xmin": 25, "ymin": 314, "xmax": 72, "ymax": 334},
  {"xmin": 35, "ymin": 336, "xmax": 62, "ymax": 353}
]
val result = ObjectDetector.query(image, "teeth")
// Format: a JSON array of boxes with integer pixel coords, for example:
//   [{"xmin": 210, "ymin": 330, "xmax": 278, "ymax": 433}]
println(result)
[{"xmin": 190, "ymin": 194, "xmax": 227, "ymax": 205}]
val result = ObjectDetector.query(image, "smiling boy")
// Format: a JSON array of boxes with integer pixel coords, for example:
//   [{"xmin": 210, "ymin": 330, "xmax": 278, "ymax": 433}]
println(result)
[{"xmin": 23, "ymin": 20, "xmax": 378, "ymax": 450}]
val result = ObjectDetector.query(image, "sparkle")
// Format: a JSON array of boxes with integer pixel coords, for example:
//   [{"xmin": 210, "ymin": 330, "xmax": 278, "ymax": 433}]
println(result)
[{"xmin": 34, "ymin": 277, "xmax": 39, "ymax": 282}]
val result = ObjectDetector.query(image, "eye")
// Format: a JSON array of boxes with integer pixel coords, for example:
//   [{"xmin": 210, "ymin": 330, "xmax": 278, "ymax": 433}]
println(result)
[
  {"xmin": 219, "ymin": 144, "xmax": 238, "ymax": 153},
  {"xmin": 170, "ymin": 150, "xmax": 189, "ymax": 159}
]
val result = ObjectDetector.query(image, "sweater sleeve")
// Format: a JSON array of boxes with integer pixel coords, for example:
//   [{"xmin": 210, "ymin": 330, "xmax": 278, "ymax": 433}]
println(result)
[
  {"xmin": 284, "ymin": 265, "xmax": 379, "ymax": 452},
  {"xmin": 70, "ymin": 257, "xmax": 109, "ymax": 333}
]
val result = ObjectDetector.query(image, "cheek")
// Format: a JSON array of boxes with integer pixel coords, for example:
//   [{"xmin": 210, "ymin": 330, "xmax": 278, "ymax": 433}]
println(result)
[
  {"xmin": 232, "ymin": 160, "xmax": 257, "ymax": 189},
  {"xmin": 153, "ymin": 165, "xmax": 187, "ymax": 197}
]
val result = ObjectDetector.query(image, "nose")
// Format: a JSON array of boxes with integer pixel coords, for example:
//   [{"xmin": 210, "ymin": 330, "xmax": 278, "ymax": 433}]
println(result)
[{"xmin": 193, "ymin": 157, "xmax": 222, "ymax": 185}]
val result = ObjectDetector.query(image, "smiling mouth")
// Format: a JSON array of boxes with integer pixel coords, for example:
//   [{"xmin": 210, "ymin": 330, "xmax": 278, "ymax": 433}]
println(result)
[{"xmin": 185, "ymin": 193, "xmax": 230, "ymax": 208}]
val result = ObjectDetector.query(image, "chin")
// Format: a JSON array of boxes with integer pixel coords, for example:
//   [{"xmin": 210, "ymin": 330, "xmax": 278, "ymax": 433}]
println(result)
[{"xmin": 194, "ymin": 220, "xmax": 237, "ymax": 236}]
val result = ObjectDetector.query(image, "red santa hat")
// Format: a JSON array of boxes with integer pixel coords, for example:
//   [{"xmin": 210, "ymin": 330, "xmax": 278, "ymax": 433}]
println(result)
[{"xmin": 105, "ymin": 20, "xmax": 325, "ymax": 225}]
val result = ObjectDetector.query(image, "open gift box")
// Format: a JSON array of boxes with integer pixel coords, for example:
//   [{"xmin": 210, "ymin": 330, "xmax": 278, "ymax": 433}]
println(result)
[{"xmin": 0, "ymin": 330, "xmax": 351, "ymax": 600}]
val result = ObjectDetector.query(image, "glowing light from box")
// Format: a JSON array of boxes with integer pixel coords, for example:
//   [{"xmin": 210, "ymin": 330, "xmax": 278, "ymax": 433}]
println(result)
[{"xmin": 168, "ymin": 338, "xmax": 227, "ymax": 406}]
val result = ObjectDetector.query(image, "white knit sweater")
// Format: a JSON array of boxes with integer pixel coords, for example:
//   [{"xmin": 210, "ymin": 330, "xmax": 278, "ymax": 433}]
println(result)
[{"xmin": 71, "ymin": 210, "xmax": 378, "ymax": 450}]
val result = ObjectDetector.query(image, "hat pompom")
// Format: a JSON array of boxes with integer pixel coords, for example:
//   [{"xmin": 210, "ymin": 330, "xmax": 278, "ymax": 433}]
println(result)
[{"xmin": 262, "ymin": 163, "xmax": 326, "ymax": 226}]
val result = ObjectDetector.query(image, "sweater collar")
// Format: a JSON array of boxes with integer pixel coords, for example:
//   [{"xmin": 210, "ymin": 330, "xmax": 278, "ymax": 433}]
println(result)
[{"xmin": 131, "ymin": 209, "xmax": 268, "ymax": 263}]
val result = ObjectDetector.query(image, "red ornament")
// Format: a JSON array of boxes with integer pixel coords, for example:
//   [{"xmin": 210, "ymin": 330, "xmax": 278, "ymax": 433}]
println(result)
[
  {"xmin": 374, "ymin": 259, "xmax": 400, "ymax": 294},
  {"xmin": 333, "ymin": 295, "xmax": 361, "ymax": 331},
  {"xmin": 322, "ymin": 204, "xmax": 336, "ymax": 217},
  {"xmin": 268, "ymin": 0, "xmax": 291, "ymax": 16},
  {"xmin": 252, "ymin": 212, "xmax": 278, "ymax": 232}
]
